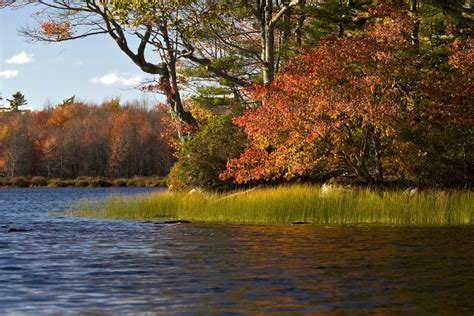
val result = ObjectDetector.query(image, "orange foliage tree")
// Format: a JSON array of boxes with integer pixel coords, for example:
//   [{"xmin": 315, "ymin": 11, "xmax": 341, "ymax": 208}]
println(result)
[
  {"xmin": 222, "ymin": 6, "xmax": 473, "ymax": 186},
  {"xmin": 0, "ymin": 99, "xmax": 175, "ymax": 178}
]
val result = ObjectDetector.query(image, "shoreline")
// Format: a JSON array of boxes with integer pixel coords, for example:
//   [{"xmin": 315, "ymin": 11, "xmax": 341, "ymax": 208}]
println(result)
[{"xmin": 0, "ymin": 176, "xmax": 167, "ymax": 188}]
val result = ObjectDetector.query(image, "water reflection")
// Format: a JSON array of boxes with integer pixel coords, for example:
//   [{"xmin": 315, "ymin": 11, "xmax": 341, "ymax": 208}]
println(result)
[{"xmin": 0, "ymin": 188, "xmax": 473, "ymax": 314}]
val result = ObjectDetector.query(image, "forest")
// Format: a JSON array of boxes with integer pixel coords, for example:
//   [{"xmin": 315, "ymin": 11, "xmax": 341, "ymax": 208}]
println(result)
[
  {"xmin": 0, "ymin": 0, "xmax": 472, "ymax": 189},
  {"xmin": 0, "ymin": 97, "xmax": 174, "ymax": 180}
]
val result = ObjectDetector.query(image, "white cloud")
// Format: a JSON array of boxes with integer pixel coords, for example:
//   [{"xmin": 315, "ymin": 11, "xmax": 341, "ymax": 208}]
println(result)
[
  {"xmin": 91, "ymin": 72, "xmax": 142, "ymax": 86},
  {"xmin": 120, "ymin": 75, "xmax": 142, "ymax": 86},
  {"xmin": 6, "ymin": 52, "xmax": 34, "ymax": 65},
  {"xmin": 92, "ymin": 73, "xmax": 119, "ymax": 85},
  {"xmin": 0, "ymin": 70, "xmax": 18, "ymax": 78}
]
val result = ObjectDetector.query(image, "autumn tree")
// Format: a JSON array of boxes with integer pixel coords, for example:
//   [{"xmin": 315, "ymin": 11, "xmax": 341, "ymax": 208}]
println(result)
[
  {"xmin": 222, "ymin": 5, "xmax": 473, "ymax": 186},
  {"xmin": 0, "ymin": 98, "xmax": 175, "ymax": 178},
  {"xmin": 0, "ymin": 112, "xmax": 34, "ymax": 176},
  {"xmin": 4, "ymin": 0, "xmax": 332, "ymax": 140}
]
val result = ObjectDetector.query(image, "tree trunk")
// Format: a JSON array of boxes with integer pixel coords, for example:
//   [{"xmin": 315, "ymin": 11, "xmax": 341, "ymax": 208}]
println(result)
[
  {"xmin": 159, "ymin": 22, "xmax": 197, "ymax": 142},
  {"xmin": 351, "ymin": 126, "xmax": 374, "ymax": 184},
  {"xmin": 338, "ymin": 0, "xmax": 345, "ymax": 38},
  {"xmin": 263, "ymin": 0, "xmax": 275, "ymax": 84},
  {"xmin": 296, "ymin": 0, "xmax": 306, "ymax": 50},
  {"xmin": 276, "ymin": 6, "xmax": 292, "ymax": 73},
  {"xmin": 372, "ymin": 132, "xmax": 384, "ymax": 184},
  {"xmin": 409, "ymin": 0, "xmax": 419, "ymax": 51}
]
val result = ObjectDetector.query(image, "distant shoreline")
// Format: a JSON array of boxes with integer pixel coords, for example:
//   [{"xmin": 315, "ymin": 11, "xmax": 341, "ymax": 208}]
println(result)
[{"xmin": 0, "ymin": 176, "xmax": 167, "ymax": 188}]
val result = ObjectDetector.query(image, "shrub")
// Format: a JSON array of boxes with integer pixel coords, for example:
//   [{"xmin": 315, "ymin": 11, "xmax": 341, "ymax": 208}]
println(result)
[
  {"xmin": 0, "ymin": 177, "xmax": 11, "ymax": 186},
  {"xmin": 11, "ymin": 177, "xmax": 30, "ymax": 187},
  {"xmin": 113, "ymin": 178, "xmax": 128, "ymax": 187},
  {"xmin": 89, "ymin": 177, "xmax": 112, "ymax": 187},
  {"xmin": 144, "ymin": 177, "xmax": 166, "ymax": 187},
  {"xmin": 170, "ymin": 115, "xmax": 247, "ymax": 190},
  {"xmin": 48, "ymin": 178, "xmax": 67, "ymax": 187},
  {"xmin": 127, "ymin": 177, "xmax": 145, "ymax": 187},
  {"xmin": 30, "ymin": 176, "xmax": 48, "ymax": 187},
  {"xmin": 74, "ymin": 179, "xmax": 90, "ymax": 187}
]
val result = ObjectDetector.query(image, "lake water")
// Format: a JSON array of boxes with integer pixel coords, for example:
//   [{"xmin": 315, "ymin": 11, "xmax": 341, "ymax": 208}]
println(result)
[{"xmin": 1, "ymin": 188, "xmax": 473, "ymax": 314}]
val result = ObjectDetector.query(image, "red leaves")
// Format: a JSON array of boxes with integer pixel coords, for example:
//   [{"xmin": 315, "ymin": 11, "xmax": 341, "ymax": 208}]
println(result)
[
  {"xmin": 140, "ymin": 82, "xmax": 167, "ymax": 92},
  {"xmin": 449, "ymin": 38, "xmax": 474, "ymax": 75},
  {"xmin": 222, "ymin": 4, "xmax": 471, "ymax": 184},
  {"xmin": 40, "ymin": 20, "xmax": 71, "ymax": 40}
]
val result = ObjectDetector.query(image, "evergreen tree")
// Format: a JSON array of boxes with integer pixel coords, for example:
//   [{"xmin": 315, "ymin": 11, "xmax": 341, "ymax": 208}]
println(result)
[{"xmin": 7, "ymin": 91, "xmax": 28, "ymax": 111}]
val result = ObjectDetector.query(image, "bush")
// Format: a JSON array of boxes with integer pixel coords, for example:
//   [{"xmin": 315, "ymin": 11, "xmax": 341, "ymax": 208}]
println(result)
[
  {"xmin": 30, "ymin": 176, "xmax": 48, "ymax": 187},
  {"xmin": 48, "ymin": 178, "xmax": 67, "ymax": 187},
  {"xmin": 113, "ymin": 178, "xmax": 128, "ymax": 187},
  {"xmin": 89, "ymin": 177, "xmax": 112, "ymax": 187},
  {"xmin": 10, "ymin": 177, "xmax": 30, "ymax": 187},
  {"xmin": 127, "ymin": 177, "xmax": 145, "ymax": 187},
  {"xmin": 74, "ymin": 179, "xmax": 90, "ymax": 187},
  {"xmin": 144, "ymin": 177, "xmax": 166, "ymax": 187},
  {"xmin": 169, "ymin": 115, "xmax": 247, "ymax": 190},
  {"xmin": 0, "ymin": 177, "xmax": 11, "ymax": 186}
]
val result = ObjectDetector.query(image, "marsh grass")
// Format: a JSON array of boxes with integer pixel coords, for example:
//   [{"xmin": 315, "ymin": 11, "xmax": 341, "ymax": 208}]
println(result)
[{"xmin": 70, "ymin": 185, "xmax": 474, "ymax": 225}]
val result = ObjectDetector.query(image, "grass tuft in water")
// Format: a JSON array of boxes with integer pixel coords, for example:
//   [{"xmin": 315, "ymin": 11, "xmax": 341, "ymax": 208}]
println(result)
[{"xmin": 70, "ymin": 185, "xmax": 474, "ymax": 225}]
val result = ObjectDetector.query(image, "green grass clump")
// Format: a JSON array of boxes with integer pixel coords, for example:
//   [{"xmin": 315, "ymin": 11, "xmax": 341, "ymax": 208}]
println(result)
[{"xmin": 70, "ymin": 185, "xmax": 474, "ymax": 225}]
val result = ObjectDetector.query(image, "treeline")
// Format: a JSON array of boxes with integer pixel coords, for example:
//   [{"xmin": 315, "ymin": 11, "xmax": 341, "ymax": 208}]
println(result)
[{"xmin": 0, "ymin": 99, "xmax": 175, "ymax": 178}]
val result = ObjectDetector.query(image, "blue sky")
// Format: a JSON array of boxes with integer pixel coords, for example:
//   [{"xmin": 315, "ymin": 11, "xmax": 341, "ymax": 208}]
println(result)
[{"xmin": 0, "ymin": 5, "xmax": 159, "ymax": 110}]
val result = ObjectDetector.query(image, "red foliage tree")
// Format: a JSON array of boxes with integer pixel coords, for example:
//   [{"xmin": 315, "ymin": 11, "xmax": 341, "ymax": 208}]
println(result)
[{"xmin": 222, "ymin": 7, "xmax": 472, "ymax": 186}]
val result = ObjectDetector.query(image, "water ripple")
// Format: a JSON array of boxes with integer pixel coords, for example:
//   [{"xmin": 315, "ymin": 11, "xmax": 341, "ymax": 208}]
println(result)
[{"xmin": 0, "ymin": 188, "xmax": 473, "ymax": 314}]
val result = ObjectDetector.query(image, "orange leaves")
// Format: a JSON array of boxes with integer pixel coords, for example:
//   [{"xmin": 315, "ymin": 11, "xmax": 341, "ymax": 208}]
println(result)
[
  {"xmin": 221, "ymin": 6, "xmax": 425, "ymax": 184},
  {"xmin": 449, "ymin": 38, "xmax": 474, "ymax": 75},
  {"xmin": 0, "ymin": 99, "xmax": 176, "ymax": 178},
  {"xmin": 47, "ymin": 103, "xmax": 83, "ymax": 127},
  {"xmin": 40, "ymin": 20, "xmax": 71, "ymax": 40},
  {"xmin": 223, "ymin": 2, "xmax": 473, "ymax": 185},
  {"xmin": 140, "ymin": 83, "xmax": 167, "ymax": 92}
]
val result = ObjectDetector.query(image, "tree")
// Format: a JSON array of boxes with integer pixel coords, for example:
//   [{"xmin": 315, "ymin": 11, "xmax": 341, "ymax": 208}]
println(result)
[
  {"xmin": 10, "ymin": 0, "xmax": 197, "ymax": 140},
  {"xmin": 7, "ymin": 91, "xmax": 27, "ymax": 111},
  {"xmin": 6, "ymin": 0, "xmax": 314, "ymax": 140},
  {"xmin": 221, "ymin": 5, "xmax": 473, "ymax": 186},
  {"xmin": 169, "ymin": 115, "xmax": 247, "ymax": 189},
  {"xmin": 0, "ymin": 112, "xmax": 34, "ymax": 176},
  {"xmin": 0, "ymin": 98, "xmax": 175, "ymax": 178}
]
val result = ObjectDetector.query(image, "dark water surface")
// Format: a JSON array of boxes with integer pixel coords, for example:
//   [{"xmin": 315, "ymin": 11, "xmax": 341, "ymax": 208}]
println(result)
[{"xmin": 1, "ymin": 188, "xmax": 473, "ymax": 314}]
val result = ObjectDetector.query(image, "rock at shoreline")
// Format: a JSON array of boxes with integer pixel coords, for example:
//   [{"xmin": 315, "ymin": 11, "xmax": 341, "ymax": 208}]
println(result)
[
  {"xmin": 7, "ymin": 227, "xmax": 30, "ymax": 233},
  {"xmin": 164, "ymin": 220, "xmax": 192, "ymax": 224},
  {"xmin": 402, "ymin": 187, "xmax": 418, "ymax": 197},
  {"xmin": 188, "ymin": 188, "xmax": 204, "ymax": 195},
  {"xmin": 291, "ymin": 221, "xmax": 311, "ymax": 225},
  {"xmin": 155, "ymin": 220, "xmax": 192, "ymax": 225}
]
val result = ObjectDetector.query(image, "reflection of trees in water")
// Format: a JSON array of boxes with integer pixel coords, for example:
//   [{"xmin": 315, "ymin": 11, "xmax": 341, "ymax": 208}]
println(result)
[{"xmin": 150, "ymin": 224, "xmax": 474, "ymax": 313}]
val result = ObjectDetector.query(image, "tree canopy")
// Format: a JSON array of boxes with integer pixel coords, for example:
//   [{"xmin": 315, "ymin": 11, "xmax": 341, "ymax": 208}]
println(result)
[{"xmin": 1, "ymin": 0, "xmax": 472, "ymax": 187}]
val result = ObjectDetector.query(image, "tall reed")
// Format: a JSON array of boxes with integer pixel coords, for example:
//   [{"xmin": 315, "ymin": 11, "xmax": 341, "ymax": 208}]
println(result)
[{"xmin": 70, "ymin": 185, "xmax": 474, "ymax": 225}]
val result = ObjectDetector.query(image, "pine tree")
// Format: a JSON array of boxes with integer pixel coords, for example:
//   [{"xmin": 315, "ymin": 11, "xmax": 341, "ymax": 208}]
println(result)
[{"xmin": 7, "ymin": 91, "xmax": 28, "ymax": 111}]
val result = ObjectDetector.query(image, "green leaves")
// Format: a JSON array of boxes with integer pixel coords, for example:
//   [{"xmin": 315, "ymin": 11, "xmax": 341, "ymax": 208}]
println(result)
[{"xmin": 7, "ymin": 91, "xmax": 27, "ymax": 112}]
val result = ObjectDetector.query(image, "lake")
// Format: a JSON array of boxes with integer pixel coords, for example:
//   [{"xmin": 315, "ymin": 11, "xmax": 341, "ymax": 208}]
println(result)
[{"xmin": 1, "ymin": 188, "xmax": 473, "ymax": 314}]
